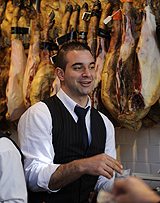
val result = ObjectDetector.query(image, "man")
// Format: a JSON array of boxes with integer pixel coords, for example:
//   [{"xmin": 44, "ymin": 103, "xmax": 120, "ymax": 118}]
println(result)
[
  {"xmin": 18, "ymin": 41, "xmax": 123, "ymax": 203},
  {"xmin": 0, "ymin": 131, "xmax": 27, "ymax": 203}
]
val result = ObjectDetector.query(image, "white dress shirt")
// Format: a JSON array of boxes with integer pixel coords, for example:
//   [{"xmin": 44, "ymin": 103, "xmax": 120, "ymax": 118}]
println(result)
[
  {"xmin": 18, "ymin": 89, "xmax": 116, "ymax": 192},
  {"xmin": 0, "ymin": 137, "xmax": 27, "ymax": 203}
]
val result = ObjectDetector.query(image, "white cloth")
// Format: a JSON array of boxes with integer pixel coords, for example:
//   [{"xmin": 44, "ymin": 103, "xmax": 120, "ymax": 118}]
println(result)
[
  {"xmin": 0, "ymin": 137, "xmax": 27, "ymax": 203},
  {"xmin": 18, "ymin": 89, "xmax": 116, "ymax": 192}
]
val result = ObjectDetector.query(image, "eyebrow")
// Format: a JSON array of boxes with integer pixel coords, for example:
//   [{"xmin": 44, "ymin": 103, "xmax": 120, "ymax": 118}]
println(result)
[{"xmin": 72, "ymin": 62, "xmax": 95, "ymax": 67}]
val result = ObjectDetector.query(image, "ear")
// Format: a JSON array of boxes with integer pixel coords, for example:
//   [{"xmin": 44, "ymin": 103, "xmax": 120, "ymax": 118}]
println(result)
[{"xmin": 55, "ymin": 67, "xmax": 65, "ymax": 81}]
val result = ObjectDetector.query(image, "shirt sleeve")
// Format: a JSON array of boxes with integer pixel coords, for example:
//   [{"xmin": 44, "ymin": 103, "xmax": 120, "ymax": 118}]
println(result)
[
  {"xmin": 18, "ymin": 102, "xmax": 60, "ymax": 192},
  {"xmin": 94, "ymin": 113, "xmax": 116, "ymax": 192},
  {"xmin": 0, "ymin": 138, "xmax": 27, "ymax": 202}
]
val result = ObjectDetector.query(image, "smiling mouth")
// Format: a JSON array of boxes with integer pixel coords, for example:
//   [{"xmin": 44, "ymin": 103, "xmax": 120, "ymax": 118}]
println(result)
[{"xmin": 80, "ymin": 81, "xmax": 93, "ymax": 87}]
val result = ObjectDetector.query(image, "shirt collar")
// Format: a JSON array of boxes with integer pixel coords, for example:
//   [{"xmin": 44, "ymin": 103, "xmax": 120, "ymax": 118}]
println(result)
[{"xmin": 57, "ymin": 88, "xmax": 91, "ymax": 114}]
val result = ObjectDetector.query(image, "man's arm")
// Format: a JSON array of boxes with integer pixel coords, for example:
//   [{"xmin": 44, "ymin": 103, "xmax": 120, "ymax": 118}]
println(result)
[
  {"xmin": 49, "ymin": 153, "xmax": 123, "ymax": 190},
  {"xmin": 18, "ymin": 102, "xmax": 60, "ymax": 192}
]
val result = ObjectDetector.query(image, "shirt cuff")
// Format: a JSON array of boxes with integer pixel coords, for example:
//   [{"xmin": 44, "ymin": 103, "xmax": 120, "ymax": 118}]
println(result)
[{"xmin": 37, "ymin": 163, "xmax": 60, "ymax": 192}]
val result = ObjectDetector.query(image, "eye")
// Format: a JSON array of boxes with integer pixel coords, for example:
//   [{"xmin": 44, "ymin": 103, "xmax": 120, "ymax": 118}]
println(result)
[
  {"xmin": 89, "ymin": 64, "xmax": 95, "ymax": 70},
  {"xmin": 73, "ymin": 65, "xmax": 83, "ymax": 70}
]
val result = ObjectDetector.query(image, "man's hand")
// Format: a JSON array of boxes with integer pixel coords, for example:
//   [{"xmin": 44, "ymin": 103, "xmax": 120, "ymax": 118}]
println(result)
[{"xmin": 79, "ymin": 153, "xmax": 123, "ymax": 179}]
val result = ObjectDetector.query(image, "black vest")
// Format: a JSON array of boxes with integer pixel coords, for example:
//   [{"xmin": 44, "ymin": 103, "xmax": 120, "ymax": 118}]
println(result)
[{"xmin": 28, "ymin": 95, "xmax": 106, "ymax": 203}]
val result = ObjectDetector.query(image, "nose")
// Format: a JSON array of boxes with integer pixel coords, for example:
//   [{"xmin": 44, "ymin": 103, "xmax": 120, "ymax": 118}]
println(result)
[{"xmin": 82, "ymin": 67, "xmax": 92, "ymax": 77}]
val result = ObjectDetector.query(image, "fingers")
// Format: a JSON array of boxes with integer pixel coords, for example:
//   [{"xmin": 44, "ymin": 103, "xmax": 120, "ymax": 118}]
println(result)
[
  {"xmin": 100, "ymin": 166, "xmax": 114, "ymax": 179},
  {"xmin": 100, "ymin": 154, "xmax": 123, "ymax": 177},
  {"xmin": 91, "ymin": 154, "xmax": 123, "ymax": 178},
  {"xmin": 104, "ymin": 155, "xmax": 123, "ymax": 174},
  {"xmin": 82, "ymin": 153, "xmax": 123, "ymax": 178},
  {"xmin": 89, "ymin": 158, "xmax": 114, "ymax": 179}
]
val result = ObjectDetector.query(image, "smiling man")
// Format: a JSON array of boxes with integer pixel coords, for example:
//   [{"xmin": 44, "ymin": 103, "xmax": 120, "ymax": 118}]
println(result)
[{"xmin": 18, "ymin": 41, "xmax": 123, "ymax": 203}]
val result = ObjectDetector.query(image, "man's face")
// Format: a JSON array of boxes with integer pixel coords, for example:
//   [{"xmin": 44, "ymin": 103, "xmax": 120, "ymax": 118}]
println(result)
[{"xmin": 59, "ymin": 50, "xmax": 95, "ymax": 101}]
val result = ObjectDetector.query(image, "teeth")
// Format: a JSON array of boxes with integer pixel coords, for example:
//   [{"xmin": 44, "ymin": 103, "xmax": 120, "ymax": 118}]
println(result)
[{"xmin": 82, "ymin": 81, "xmax": 91, "ymax": 83}]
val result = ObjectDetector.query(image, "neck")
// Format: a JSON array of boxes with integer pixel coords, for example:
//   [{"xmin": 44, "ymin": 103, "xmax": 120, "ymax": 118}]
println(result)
[
  {"xmin": 75, "ymin": 97, "xmax": 89, "ymax": 108},
  {"xmin": 61, "ymin": 88, "xmax": 89, "ymax": 108}
]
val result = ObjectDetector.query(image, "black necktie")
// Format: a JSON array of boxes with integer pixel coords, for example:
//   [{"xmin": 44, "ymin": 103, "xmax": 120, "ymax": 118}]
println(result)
[{"xmin": 74, "ymin": 105, "xmax": 89, "ymax": 150}]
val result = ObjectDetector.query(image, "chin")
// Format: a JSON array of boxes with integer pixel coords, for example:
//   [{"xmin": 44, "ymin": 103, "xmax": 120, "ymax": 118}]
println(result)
[
  {"xmin": 79, "ymin": 86, "xmax": 94, "ymax": 95},
  {"xmin": 83, "ymin": 90, "xmax": 92, "ymax": 96}
]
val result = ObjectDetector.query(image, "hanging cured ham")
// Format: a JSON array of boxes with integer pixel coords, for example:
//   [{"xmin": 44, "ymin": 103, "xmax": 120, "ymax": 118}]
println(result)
[
  {"xmin": 95, "ymin": 1, "xmax": 111, "ymax": 87},
  {"xmin": 92, "ymin": 1, "xmax": 111, "ymax": 108},
  {"xmin": 23, "ymin": 7, "xmax": 40, "ymax": 108},
  {"xmin": 0, "ymin": 46, "xmax": 10, "ymax": 120},
  {"xmin": 58, "ymin": 3, "xmax": 73, "ymax": 39},
  {"xmin": 115, "ymin": 1, "xmax": 139, "ymax": 115},
  {"xmin": 78, "ymin": 2, "xmax": 89, "ymax": 43},
  {"xmin": 17, "ymin": 4, "xmax": 31, "ymax": 52},
  {"xmin": 136, "ymin": 5, "xmax": 160, "ymax": 109},
  {"xmin": 51, "ymin": 3, "xmax": 73, "ymax": 96},
  {"xmin": 0, "ymin": 0, "xmax": 6, "ymax": 24},
  {"xmin": 87, "ymin": 0, "xmax": 101, "ymax": 59},
  {"xmin": 6, "ymin": 6, "xmax": 27, "ymax": 121},
  {"xmin": 101, "ymin": 0, "xmax": 160, "ymax": 130},
  {"xmin": 68, "ymin": 3, "xmax": 80, "ymax": 34},
  {"xmin": 102, "ymin": 2, "xmax": 148, "ymax": 130},
  {"xmin": 40, "ymin": 0, "xmax": 66, "ymax": 40},
  {"xmin": 1, "ymin": 0, "xmax": 14, "ymax": 47},
  {"xmin": 30, "ymin": 10, "xmax": 56, "ymax": 105},
  {"xmin": 0, "ymin": 1, "xmax": 11, "ymax": 120},
  {"xmin": 101, "ymin": 8, "xmax": 123, "ymax": 125}
]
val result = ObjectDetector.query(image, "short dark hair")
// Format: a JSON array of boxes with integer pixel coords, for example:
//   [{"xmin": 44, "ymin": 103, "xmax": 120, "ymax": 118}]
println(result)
[{"xmin": 55, "ymin": 41, "xmax": 92, "ymax": 70}]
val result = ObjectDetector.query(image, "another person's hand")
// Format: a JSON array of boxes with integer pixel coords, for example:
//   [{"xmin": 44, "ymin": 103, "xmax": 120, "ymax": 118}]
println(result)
[{"xmin": 112, "ymin": 176, "xmax": 160, "ymax": 203}]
